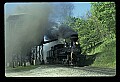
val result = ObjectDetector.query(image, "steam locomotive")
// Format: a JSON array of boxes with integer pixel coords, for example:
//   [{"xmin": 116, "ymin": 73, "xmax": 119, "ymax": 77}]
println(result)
[{"xmin": 46, "ymin": 34, "xmax": 86, "ymax": 66}]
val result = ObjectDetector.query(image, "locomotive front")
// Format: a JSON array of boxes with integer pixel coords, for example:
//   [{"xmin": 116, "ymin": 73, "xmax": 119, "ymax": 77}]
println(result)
[{"xmin": 64, "ymin": 34, "xmax": 82, "ymax": 66}]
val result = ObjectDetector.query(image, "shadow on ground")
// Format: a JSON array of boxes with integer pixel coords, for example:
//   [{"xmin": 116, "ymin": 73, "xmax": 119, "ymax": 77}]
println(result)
[
  {"xmin": 78, "ymin": 52, "xmax": 101, "ymax": 67},
  {"xmin": 85, "ymin": 52, "xmax": 101, "ymax": 66}
]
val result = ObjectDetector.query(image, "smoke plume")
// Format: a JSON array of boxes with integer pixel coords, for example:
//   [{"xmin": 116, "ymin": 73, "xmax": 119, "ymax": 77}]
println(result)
[
  {"xmin": 45, "ymin": 24, "xmax": 78, "ymax": 40},
  {"xmin": 5, "ymin": 3, "xmax": 77, "ymax": 66},
  {"xmin": 5, "ymin": 3, "xmax": 52, "ymax": 64}
]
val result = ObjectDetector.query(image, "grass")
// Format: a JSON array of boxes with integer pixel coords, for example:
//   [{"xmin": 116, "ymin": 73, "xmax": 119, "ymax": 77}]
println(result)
[
  {"xmin": 5, "ymin": 65, "xmax": 40, "ymax": 73},
  {"xmin": 89, "ymin": 38, "xmax": 116, "ymax": 69}
]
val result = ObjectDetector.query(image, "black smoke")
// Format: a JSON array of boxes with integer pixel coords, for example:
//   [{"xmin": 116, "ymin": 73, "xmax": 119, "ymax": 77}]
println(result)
[
  {"xmin": 45, "ymin": 24, "xmax": 78, "ymax": 40},
  {"xmin": 58, "ymin": 24, "xmax": 78, "ymax": 39}
]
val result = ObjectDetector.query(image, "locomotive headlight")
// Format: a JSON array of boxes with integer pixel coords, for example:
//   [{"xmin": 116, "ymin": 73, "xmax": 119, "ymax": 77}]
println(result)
[{"xmin": 76, "ymin": 42, "xmax": 78, "ymax": 45}]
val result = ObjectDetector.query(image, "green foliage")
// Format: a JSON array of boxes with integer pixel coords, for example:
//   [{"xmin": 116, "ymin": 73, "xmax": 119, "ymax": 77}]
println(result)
[
  {"xmin": 91, "ymin": 2, "xmax": 116, "ymax": 34},
  {"xmin": 92, "ymin": 39, "xmax": 116, "ymax": 68},
  {"xmin": 64, "ymin": 2, "xmax": 116, "ymax": 54},
  {"xmin": 63, "ymin": 2, "xmax": 116, "ymax": 68}
]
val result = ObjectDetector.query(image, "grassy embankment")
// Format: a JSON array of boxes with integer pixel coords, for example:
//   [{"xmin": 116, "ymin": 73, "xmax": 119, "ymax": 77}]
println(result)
[
  {"xmin": 89, "ymin": 37, "xmax": 116, "ymax": 68},
  {"xmin": 5, "ymin": 65, "xmax": 40, "ymax": 73}
]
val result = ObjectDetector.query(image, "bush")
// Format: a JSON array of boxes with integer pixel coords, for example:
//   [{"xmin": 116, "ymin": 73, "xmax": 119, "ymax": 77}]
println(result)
[{"xmin": 91, "ymin": 39, "xmax": 116, "ymax": 68}]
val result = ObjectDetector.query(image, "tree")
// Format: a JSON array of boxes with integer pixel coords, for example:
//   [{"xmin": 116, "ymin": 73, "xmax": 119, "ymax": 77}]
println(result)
[
  {"xmin": 61, "ymin": 2, "xmax": 116, "ymax": 54},
  {"xmin": 91, "ymin": 2, "xmax": 116, "ymax": 37}
]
